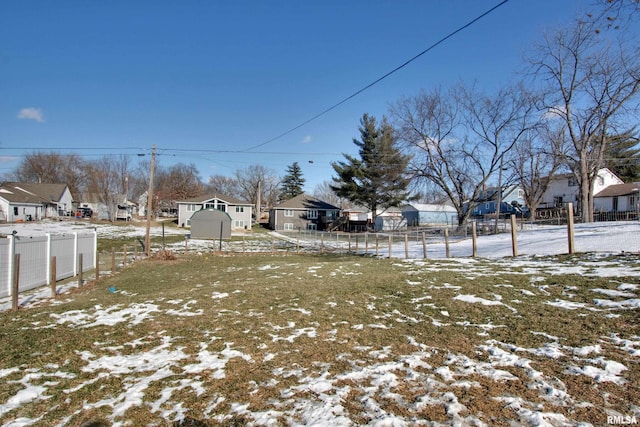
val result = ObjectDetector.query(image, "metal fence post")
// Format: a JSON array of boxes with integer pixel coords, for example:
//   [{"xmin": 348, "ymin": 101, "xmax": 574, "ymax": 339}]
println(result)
[
  {"xmin": 78, "ymin": 253, "xmax": 83, "ymax": 286},
  {"xmin": 95, "ymin": 253, "xmax": 100, "ymax": 282},
  {"xmin": 12, "ymin": 254, "xmax": 20, "ymax": 311},
  {"xmin": 510, "ymin": 215, "xmax": 518, "ymax": 257}
]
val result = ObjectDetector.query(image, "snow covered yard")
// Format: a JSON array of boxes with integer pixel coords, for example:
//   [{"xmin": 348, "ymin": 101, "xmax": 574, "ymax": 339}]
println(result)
[{"xmin": 0, "ymin": 248, "xmax": 639, "ymax": 426}]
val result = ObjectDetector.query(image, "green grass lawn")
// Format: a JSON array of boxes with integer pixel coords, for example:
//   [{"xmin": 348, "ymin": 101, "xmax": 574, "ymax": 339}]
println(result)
[{"xmin": 1, "ymin": 252, "xmax": 639, "ymax": 426}]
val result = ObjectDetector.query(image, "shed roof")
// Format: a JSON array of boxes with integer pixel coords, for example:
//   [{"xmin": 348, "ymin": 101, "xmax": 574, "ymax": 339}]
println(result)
[
  {"xmin": 190, "ymin": 208, "xmax": 232, "ymax": 221},
  {"xmin": 594, "ymin": 183, "xmax": 640, "ymax": 198}
]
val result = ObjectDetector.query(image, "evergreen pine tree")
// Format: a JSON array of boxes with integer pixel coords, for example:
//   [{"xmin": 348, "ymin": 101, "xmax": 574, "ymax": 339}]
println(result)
[
  {"xmin": 331, "ymin": 114, "xmax": 412, "ymax": 223},
  {"xmin": 279, "ymin": 162, "xmax": 305, "ymax": 200},
  {"xmin": 604, "ymin": 129, "xmax": 640, "ymax": 182}
]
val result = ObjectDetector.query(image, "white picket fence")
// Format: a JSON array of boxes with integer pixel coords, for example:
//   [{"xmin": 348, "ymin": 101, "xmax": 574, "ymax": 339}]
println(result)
[{"xmin": 0, "ymin": 232, "xmax": 97, "ymax": 298}]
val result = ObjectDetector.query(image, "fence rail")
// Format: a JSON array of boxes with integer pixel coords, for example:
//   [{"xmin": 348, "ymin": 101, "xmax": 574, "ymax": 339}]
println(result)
[
  {"xmin": 0, "ymin": 232, "xmax": 97, "ymax": 298},
  {"xmin": 181, "ymin": 209, "xmax": 639, "ymax": 259}
]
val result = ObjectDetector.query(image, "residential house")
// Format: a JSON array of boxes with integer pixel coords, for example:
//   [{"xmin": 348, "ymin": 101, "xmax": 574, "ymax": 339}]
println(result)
[
  {"xmin": 373, "ymin": 207, "xmax": 406, "ymax": 232},
  {"xmin": 402, "ymin": 203, "xmax": 458, "ymax": 226},
  {"xmin": 468, "ymin": 185, "xmax": 528, "ymax": 218},
  {"xmin": 77, "ymin": 194, "xmax": 137, "ymax": 221},
  {"xmin": 269, "ymin": 194, "xmax": 340, "ymax": 231},
  {"xmin": 539, "ymin": 168, "xmax": 623, "ymax": 211},
  {"xmin": 330, "ymin": 207, "xmax": 371, "ymax": 232},
  {"xmin": 0, "ymin": 182, "xmax": 73, "ymax": 222},
  {"xmin": 593, "ymin": 183, "xmax": 640, "ymax": 216},
  {"xmin": 177, "ymin": 194, "xmax": 253, "ymax": 231}
]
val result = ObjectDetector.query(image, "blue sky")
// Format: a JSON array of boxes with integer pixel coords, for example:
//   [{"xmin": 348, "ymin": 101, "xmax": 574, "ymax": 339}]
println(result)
[{"xmin": 0, "ymin": 0, "xmax": 588, "ymax": 192}]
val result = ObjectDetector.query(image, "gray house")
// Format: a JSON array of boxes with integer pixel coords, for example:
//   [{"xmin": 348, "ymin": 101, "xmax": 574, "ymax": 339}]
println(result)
[
  {"xmin": 177, "ymin": 194, "xmax": 253, "ymax": 230},
  {"xmin": 190, "ymin": 209, "xmax": 232, "ymax": 239},
  {"xmin": 269, "ymin": 194, "xmax": 340, "ymax": 231},
  {"xmin": 0, "ymin": 182, "xmax": 74, "ymax": 222}
]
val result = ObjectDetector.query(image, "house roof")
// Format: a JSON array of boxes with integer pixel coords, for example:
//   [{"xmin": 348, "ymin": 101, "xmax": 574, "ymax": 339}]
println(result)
[
  {"xmin": 403, "ymin": 203, "xmax": 457, "ymax": 213},
  {"xmin": 594, "ymin": 183, "xmax": 640, "ymax": 198},
  {"xmin": 273, "ymin": 194, "xmax": 340, "ymax": 210},
  {"xmin": 0, "ymin": 182, "xmax": 70, "ymax": 204},
  {"xmin": 176, "ymin": 193, "xmax": 252, "ymax": 206},
  {"xmin": 542, "ymin": 168, "xmax": 622, "ymax": 183}
]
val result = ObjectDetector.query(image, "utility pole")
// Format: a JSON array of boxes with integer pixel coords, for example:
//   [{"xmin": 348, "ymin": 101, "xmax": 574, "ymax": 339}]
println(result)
[
  {"xmin": 494, "ymin": 155, "xmax": 504, "ymax": 234},
  {"xmin": 256, "ymin": 180, "xmax": 261, "ymax": 224},
  {"xmin": 145, "ymin": 145, "xmax": 156, "ymax": 256}
]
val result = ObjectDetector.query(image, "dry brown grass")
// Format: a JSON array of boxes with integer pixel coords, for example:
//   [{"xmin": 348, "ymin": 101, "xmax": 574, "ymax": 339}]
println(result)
[{"xmin": 1, "ymin": 252, "xmax": 638, "ymax": 426}]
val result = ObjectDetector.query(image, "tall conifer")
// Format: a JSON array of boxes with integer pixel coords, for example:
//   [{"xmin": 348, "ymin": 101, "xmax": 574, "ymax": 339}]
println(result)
[{"xmin": 331, "ymin": 114, "xmax": 412, "ymax": 223}]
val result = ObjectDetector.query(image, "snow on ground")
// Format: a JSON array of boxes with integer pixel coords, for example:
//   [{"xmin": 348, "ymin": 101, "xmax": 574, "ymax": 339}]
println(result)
[
  {"xmin": 1, "ymin": 220, "xmax": 639, "ymax": 425},
  {"xmin": 0, "ymin": 218, "xmax": 187, "ymax": 239}
]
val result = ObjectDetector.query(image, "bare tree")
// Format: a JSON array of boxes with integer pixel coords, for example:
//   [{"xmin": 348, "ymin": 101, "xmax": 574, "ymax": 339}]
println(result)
[
  {"xmin": 15, "ymin": 151, "xmax": 87, "ymax": 195},
  {"xmin": 206, "ymin": 174, "xmax": 242, "ymax": 198},
  {"xmin": 313, "ymin": 180, "xmax": 354, "ymax": 209},
  {"xmin": 86, "ymin": 156, "xmax": 127, "ymax": 221},
  {"xmin": 234, "ymin": 164, "xmax": 279, "ymax": 209},
  {"xmin": 508, "ymin": 123, "xmax": 565, "ymax": 218},
  {"xmin": 129, "ymin": 157, "xmax": 153, "ymax": 201},
  {"xmin": 155, "ymin": 163, "xmax": 203, "ymax": 210},
  {"xmin": 589, "ymin": 0, "xmax": 639, "ymax": 31},
  {"xmin": 392, "ymin": 82, "xmax": 536, "ymax": 226},
  {"xmin": 528, "ymin": 19, "xmax": 640, "ymax": 221}
]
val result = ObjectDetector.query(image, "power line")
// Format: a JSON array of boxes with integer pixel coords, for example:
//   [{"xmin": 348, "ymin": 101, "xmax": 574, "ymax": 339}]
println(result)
[
  {"xmin": 2, "ymin": 1, "xmax": 511, "ymax": 165},
  {"xmin": 241, "ymin": 0, "xmax": 511, "ymax": 152}
]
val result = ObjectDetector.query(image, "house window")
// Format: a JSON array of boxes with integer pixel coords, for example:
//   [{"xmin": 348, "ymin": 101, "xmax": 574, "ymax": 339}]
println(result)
[
  {"xmin": 235, "ymin": 206, "xmax": 244, "ymax": 213},
  {"xmin": 14, "ymin": 207, "xmax": 18, "ymax": 215},
  {"xmin": 204, "ymin": 203, "xmax": 215, "ymax": 209},
  {"xmin": 598, "ymin": 176, "xmax": 604, "ymax": 186},
  {"xmin": 518, "ymin": 189, "xmax": 524, "ymax": 198},
  {"xmin": 308, "ymin": 210, "xmax": 318, "ymax": 219},
  {"xmin": 485, "ymin": 203, "xmax": 491, "ymax": 210},
  {"xmin": 307, "ymin": 223, "xmax": 317, "ymax": 231},
  {"xmin": 217, "ymin": 205, "xmax": 226, "ymax": 212},
  {"xmin": 284, "ymin": 223, "xmax": 294, "ymax": 230},
  {"xmin": 284, "ymin": 209, "xmax": 294, "ymax": 217},
  {"xmin": 187, "ymin": 204, "xmax": 199, "ymax": 212},
  {"xmin": 553, "ymin": 196, "xmax": 563, "ymax": 208},
  {"xmin": 235, "ymin": 220, "xmax": 244, "ymax": 228},
  {"xmin": 630, "ymin": 193, "xmax": 638, "ymax": 211},
  {"xmin": 568, "ymin": 177, "xmax": 578, "ymax": 187}
]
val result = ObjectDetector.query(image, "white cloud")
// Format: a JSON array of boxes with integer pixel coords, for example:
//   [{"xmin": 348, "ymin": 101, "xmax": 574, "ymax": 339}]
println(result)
[
  {"xmin": 542, "ymin": 105, "xmax": 566, "ymax": 120},
  {"xmin": 301, "ymin": 135, "xmax": 312, "ymax": 144},
  {"xmin": 17, "ymin": 107, "xmax": 44, "ymax": 122}
]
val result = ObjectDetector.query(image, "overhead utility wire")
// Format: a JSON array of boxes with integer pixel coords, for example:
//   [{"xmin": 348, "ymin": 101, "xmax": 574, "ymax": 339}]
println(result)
[{"xmin": 242, "ymin": 0, "xmax": 511, "ymax": 152}]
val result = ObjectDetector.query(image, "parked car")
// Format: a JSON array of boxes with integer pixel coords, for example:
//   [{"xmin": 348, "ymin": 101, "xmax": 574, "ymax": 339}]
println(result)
[{"xmin": 77, "ymin": 207, "xmax": 93, "ymax": 218}]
